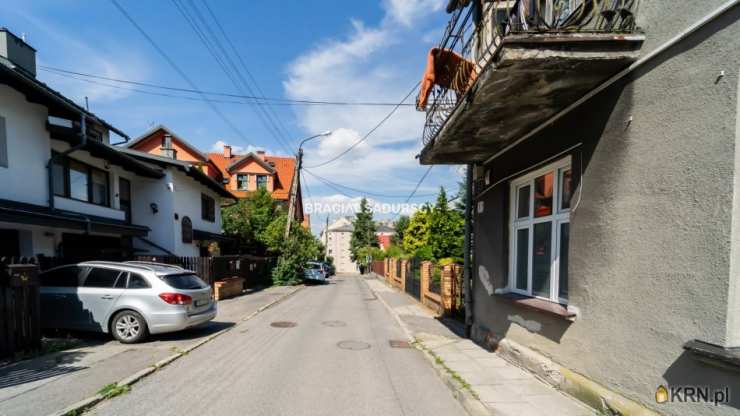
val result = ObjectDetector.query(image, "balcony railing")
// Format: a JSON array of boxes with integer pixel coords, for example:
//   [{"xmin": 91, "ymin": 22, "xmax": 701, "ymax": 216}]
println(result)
[{"xmin": 418, "ymin": 0, "xmax": 640, "ymax": 147}]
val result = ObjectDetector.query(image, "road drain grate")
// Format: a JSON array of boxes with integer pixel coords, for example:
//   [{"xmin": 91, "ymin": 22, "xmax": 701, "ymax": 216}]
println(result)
[
  {"xmin": 322, "ymin": 321, "xmax": 346, "ymax": 327},
  {"xmin": 270, "ymin": 321, "xmax": 297, "ymax": 328},
  {"xmin": 389, "ymin": 340, "xmax": 412, "ymax": 349},
  {"xmin": 337, "ymin": 340, "xmax": 371, "ymax": 350}
]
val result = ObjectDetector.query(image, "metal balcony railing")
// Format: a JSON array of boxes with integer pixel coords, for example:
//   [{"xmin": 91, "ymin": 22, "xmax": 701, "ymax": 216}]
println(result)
[{"xmin": 419, "ymin": 0, "xmax": 640, "ymax": 147}]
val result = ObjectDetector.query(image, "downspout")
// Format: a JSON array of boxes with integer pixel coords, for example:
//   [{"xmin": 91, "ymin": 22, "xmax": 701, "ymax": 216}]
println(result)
[
  {"xmin": 47, "ymin": 114, "xmax": 87, "ymax": 210},
  {"xmin": 463, "ymin": 163, "xmax": 474, "ymax": 338}
]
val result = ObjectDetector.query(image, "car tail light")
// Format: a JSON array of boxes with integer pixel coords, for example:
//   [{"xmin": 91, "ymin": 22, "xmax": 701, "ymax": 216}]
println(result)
[{"xmin": 159, "ymin": 293, "xmax": 192, "ymax": 305}]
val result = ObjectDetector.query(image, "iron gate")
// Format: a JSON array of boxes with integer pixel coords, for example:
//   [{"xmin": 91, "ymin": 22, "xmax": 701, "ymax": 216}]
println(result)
[{"xmin": 405, "ymin": 258, "xmax": 421, "ymax": 301}]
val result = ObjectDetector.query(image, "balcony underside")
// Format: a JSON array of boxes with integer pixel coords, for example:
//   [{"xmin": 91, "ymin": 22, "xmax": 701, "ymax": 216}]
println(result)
[{"xmin": 420, "ymin": 33, "xmax": 644, "ymax": 165}]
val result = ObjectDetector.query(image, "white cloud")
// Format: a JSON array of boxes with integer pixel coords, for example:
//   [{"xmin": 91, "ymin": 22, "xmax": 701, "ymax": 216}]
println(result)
[
  {"xmin": 210, "ymin": 140, "xmax": 284, "ymax": 157},
  {"xmin": 382, "ymin": 0, "xmax": 445, "ymax": 26}
]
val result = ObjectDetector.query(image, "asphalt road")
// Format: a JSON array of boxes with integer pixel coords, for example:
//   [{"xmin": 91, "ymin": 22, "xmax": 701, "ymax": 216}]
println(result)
[{"xmin": 90, "ymin": 275, "xmax": 467, "ymax": 416}]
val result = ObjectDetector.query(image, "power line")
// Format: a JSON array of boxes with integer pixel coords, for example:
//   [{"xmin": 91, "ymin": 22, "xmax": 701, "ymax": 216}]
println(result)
[
  {"xmin": 169, "ymin": 0, "xmax": 294, "ymax": 155},
  {"xmin": 38, "ymin": 66, "xmax": 417, "ymax": 107},
  {"xmin": 305, "ymin": 81, "xmax": 421, "ymax": 169},
  {"xmin": 392, "ymin": 166, "xmax": 435, "ymax": 220},
  {"xmin": 108, "ymin": 0, "xmax": 251, "ymax": 144},
  {"xmin": 304, "ymin": 169, "xmax": 436, "ymax": 199},
  {"xmin": 199, "ymin": 0, "xmax": 299, "ymax": 148}
]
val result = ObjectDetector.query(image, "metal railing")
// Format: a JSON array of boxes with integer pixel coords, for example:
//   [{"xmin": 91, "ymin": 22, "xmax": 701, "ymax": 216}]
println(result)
[{"xmin": 420, "ymin": 0, "xmax": 640, "ymax": 146}]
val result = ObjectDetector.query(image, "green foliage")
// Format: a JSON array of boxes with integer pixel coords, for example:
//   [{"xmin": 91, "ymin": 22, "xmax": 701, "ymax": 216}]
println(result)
[
  {"xmin": 221, "ymin": 188, "xmax": 278, "ymax": 254},
  {"xmin": 413, "ymin": 245, "xmax": 434, "ymax": 261},
  {"xmin": 271, "ymin": 220, "xmax": 325, "ymax": 285},
  {"xmin": 384, "ymin": 244, "xmax": 404, "ymax": 259},
  {"xmin": 350, "ymin": 198, "xmax": 378, "ymax": 265},
  {"xmin": 428, "ymin": 187, "xmax": 464, "ymax": 260},
  {"xmin": 98, "ymin": 383, "xmax": 130, "ymax": 399},
  {"xmin": 370, "ymin": 247, "xmax": 386, "ymax": 260},
  {"xmin": 391, "ymin": 215, "xmax": 410, "ymax": 246},
  {"xmin": 402, "ymin": 206, "xmax": 431, "ymax": 255},
  {"xmin": 262, "ymin": 213, "xmax": 288, "ymax": 254}
]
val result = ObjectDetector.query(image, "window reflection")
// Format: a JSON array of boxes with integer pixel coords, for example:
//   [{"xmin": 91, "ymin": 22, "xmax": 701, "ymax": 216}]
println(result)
[
  {"xmin": 534, "ymin": 173, "xmax": 553, "ymax": 217},
  {"xmin": 517, "ymin": 185, "xmax": 530, "ymax": 219},
  {"xmin": 560, "ymin": 169, "xmax": 572, "ymax": 210}
]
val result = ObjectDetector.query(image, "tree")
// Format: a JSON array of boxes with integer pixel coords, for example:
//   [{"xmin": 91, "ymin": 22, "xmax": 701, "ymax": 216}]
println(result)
[
  {"xmin": 402, "ymin": 205, "xmax": 432, "ymax": 255},
  {"xmin": 428, "ymin": 187, "xmax": 464, "ymax": 261},
  {"xmin": 350, "ymin": 198, "xmax": 378, "ymax": 265},
  {"xmin": 271, "ymin": 220, "xmax": 325, "ymax": 285},
  {"xmin": 221, "ymin": 188, "xmax": 277, "ymax": 254},
  {"xmin": 391, "ymin": 215, "xmax": 410, "ymax": 246}
]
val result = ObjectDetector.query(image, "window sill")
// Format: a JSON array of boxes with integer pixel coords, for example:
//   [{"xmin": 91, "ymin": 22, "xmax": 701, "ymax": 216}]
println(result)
[
  {"xmin": 683, "ymin": 340, "xmax": 740, "ymax": 372},
  {"xmin": 495, "ymin": 291, "xmax": 577, "ymax": 321}
]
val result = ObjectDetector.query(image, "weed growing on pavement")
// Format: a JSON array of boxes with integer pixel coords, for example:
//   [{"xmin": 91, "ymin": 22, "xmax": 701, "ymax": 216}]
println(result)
[
  {"xmin": 97, "ymin": 383, "xmax": 131, "ymax": 399},
  {"xmin": 414, "ymin": 339, "xmax": 478, "ymax": 399}
]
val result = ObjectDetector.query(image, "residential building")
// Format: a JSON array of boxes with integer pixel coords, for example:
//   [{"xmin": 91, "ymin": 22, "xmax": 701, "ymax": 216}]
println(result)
[
  {"xmin": 375, "ymin": 222, "xmax": 394, "ymax": 250},
  {"xmin": 0, "ymin": 29, "xmax": 234, "ymax": 260},
  {"xmin": 128, "ymin": 129, "xmax": 308, "ymax": 227},
  {"xmin": 321, "ymin": 217, "xmax": 358, "ymax": 274},
  {"xmin": 416, "ymin": 2, "xmax": 740, "ymax": 416},
  {"xmin": 208, "ymin": 146, "xmax": 307, "ymax": 227}
]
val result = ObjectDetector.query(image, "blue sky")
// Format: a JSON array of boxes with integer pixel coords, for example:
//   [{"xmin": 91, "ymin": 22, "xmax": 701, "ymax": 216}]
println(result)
[{"xmin": 1, "ymin": 0, "xmax": 463, "ymax": 234}]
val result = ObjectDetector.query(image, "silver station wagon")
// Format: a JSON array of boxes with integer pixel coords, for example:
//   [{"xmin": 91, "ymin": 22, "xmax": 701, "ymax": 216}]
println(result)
[{"xmin": 39, "ymin": 261, "xmax": 217, "ymax": 343}]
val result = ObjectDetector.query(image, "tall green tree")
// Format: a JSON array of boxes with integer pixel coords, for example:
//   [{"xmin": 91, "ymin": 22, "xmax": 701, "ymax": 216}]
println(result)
[
  {"xmin": 350, "ymin": 198, "xmax": 378, "ymax": 265},
  {"xmin": 391, "ymin": 215, "xmax": 410, "ymax": 246},
  {"xmin": 429, "ymin": 187, "xmax": 465, "ymax": 260},
  {"xmin": 222, "ymin": 188, "xmax": 277, "ymax": 254},
  {"xmin": 402, "ymin": 205, "xmax": 432, "ymax": 255}
]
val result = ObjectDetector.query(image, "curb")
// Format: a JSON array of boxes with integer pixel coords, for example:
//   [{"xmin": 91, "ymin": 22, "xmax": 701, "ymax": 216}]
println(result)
[
  {"xmin": 364, "ymin": 276, "xmax": 490, "ymax": 416},
  {"xmin": 48, "ymin": 285, "xmax": 303, "ymax": 416}
]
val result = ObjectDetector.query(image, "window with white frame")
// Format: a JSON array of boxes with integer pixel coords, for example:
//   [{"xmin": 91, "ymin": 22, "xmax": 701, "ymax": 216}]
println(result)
[{"xmin": 509, "ymin": 157, "xmax": 572, "ymax": 303}]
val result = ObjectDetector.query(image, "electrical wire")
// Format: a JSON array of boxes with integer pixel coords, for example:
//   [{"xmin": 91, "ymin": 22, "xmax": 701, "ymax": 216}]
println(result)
[
  {"xmin": 304, "ymin": 169, "xmax": 436, "ymax": 199},
  {"xmin": 169, "ymin": 0, "xmax": 294, "ymax": 155},
  {"xmin": 305, "ymin": 81, "xmax": 421, "ymax": 169},
  {"xmin": 38, "ymin": 66, "xmax": 417, "ymax": 107},
  {"xmin": 109, "ymin": 0, "xmax": 251, "ymax": 144}
]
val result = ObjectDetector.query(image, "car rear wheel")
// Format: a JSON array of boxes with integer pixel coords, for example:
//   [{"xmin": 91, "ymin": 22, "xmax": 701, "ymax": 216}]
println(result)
[{"xmin": 111, "ymin": 310, "xmax": 148, "ymax": 344}]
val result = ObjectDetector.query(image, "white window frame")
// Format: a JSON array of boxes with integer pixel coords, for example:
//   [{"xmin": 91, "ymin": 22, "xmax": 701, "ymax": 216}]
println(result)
[{"xmin": 508, "ymin": 157, "xmax": 571, "ymax": 304}]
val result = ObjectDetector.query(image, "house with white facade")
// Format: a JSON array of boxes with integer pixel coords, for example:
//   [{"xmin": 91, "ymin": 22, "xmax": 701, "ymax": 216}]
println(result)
[
  {"xmin": 321, "ymin": 217, "xmax": 357, "ymax": 274},
  {"xmin": 0, "ymin": 28, "xmax": 234, "ymax": 260}
]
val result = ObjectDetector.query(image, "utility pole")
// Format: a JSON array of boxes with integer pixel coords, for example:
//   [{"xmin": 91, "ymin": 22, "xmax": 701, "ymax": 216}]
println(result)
[
  {"xmin": 284, "ymin": 148, "xmax": 303, "ymax": 239},
  {"xmin": 284, "ymin": 131, "xmax": 333, "ymax": 240},
  {"xmin": 324, "ymin": 215, "xmax": 329, "ymax": 261}
]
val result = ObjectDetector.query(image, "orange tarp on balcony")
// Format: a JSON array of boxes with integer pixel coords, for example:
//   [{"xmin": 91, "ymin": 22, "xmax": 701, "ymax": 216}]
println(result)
[{"xmin": 417, "ymin": 48, "xmax": 478, "ymax": 111}]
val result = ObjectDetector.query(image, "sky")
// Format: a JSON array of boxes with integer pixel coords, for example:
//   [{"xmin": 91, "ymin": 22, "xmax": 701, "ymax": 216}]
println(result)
[{"xmin": 1, "ymin": 0, "xmax": 464, "ymax": 235}]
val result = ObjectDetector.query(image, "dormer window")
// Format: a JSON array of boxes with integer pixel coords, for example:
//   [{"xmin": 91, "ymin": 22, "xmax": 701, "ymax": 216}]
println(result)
[
  {"xmin": 237, "ymin": 174, "xmax": 248, "ymax": 190},
  {"xmin": 256, "ymin": 175, "xmax": 268, "ymax": 190}
]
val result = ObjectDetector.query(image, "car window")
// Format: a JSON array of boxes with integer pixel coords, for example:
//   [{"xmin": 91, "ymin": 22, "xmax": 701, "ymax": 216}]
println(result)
[
  {"xmin": 40, "ymin": 266, "xmax": 83, "ymax": 287},
  {"xmin": 114, "ymin": 273, "xmax": 128, "ymax": 289},
  {"xmin": 160, "ymin": 273, "xmax": 208, "ymax": 290},
  {"xmin": 83, "ymin": 267, "xmax": 121, "ymax": 288},
  {"xmin": 305, "ymin": 263, "xmax": 320, "ymax": 270},
  {"xmin": 128, "ymin": 273, "xmax": 151, "ymax": 289}
]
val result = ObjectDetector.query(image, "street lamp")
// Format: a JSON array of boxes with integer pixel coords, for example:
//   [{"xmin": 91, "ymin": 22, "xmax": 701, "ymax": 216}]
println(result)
[{"xmin": 285, "ymin": 131, "xmax": 333, "ymax": 239}]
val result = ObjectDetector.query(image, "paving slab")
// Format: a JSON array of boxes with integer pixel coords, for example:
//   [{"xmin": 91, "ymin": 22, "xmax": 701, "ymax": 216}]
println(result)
[{"xmin": 366, "ymin": 276, "xmax": 598, "ymax": 416}]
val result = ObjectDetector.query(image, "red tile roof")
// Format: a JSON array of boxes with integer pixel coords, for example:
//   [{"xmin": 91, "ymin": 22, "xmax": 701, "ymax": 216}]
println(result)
[{"xmin": 208, "ymin": 153, "xmax": 296, "ymax": 200}]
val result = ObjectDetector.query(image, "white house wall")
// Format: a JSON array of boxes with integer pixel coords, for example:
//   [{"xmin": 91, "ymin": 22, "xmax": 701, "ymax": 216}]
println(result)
[
  {"xmin": 0, "ymin": 84, "xmax": 52, "ymax": 206},
  {"xmin": 171, "ymin": 168, "xmax": 222, "ymax": 257}
]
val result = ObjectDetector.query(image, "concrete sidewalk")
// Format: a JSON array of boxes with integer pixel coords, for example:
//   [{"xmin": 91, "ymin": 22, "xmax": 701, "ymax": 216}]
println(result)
[
  {"xmin": 0, "ymin": 285, "xmax": 298, "ymax": 416},
  {"xmin": 365, "ymin": 277, "xmax": 596, "ymax": 416}
]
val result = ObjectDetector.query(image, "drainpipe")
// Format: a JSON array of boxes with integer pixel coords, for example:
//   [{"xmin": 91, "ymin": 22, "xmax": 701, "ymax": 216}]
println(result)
[
  {"xmin": 47, "ymin": 114, "xmax": 87, "ymax": 210},
  {"xmin": 463, "ymin": 163, "xmax": 474, "ymax": 338}
]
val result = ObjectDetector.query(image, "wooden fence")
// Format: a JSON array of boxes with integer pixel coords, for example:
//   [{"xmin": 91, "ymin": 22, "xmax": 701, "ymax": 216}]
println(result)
[
  {"xmin": 135, "ymin": 255, "xmax": 275, "ymax": 288},
  {"xmin": 0, "ymin": 262, "xmax": 41, "ymax": 359}
]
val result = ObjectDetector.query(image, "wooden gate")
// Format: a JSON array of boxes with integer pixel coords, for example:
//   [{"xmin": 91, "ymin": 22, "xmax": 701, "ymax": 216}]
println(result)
[{"xmin": 0, "ymin": 263, "xmax": 41, "ymax": 359}]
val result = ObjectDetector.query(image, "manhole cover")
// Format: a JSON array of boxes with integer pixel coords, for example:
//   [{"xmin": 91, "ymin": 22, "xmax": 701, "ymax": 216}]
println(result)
[
  {"xmin": 389, "ymin": 340, "xmax": 412, "ymax": 349},
  {"xmin": 337, "ymin": 340, "xmax": 371, "ymax": 350},
  {"xmin": 270, "ymin": 321, "xmax": 297, "ymax": 328},
  {"xmin": 322, "ymin": 320, "xmax": 346, "ymax": 327}
]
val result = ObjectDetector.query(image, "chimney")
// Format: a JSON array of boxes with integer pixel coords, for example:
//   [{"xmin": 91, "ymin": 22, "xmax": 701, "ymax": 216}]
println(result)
[
  {"xmin": 223, "ymin": 145, "xmax": 232, "ymax": 159},
  {"xmin": 0, "ymin": 28, "xmax": 37, "ymax": 77},
  {"xmin": 256, "ymin": 150, "xmax": 266, "ymax": 160}
]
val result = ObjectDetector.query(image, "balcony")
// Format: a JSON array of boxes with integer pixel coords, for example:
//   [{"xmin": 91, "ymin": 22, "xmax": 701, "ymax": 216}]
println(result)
[{"xmin": 418, "ymin": 0, "xmax": 644, "ymax": 164}]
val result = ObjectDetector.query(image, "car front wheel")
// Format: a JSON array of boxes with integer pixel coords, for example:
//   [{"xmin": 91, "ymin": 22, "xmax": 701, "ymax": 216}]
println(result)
[{"xmin": 111, "ymin": 310, "xmax": 148, "ymax": 344}]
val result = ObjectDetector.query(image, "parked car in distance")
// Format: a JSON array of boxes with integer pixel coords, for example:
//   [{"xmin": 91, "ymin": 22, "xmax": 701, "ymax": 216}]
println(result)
[
  {"xmin": 303, "ymin": 262, "xmax": 327, "ymax": 283},
  {"xmin": 321, "ymin": 262, "xmax": 335, "ymax": 277},
  {"xmin": 39, "ymin": 261, "xmax": 217, "ymax": 343}
]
